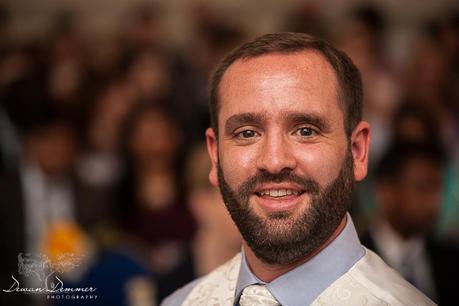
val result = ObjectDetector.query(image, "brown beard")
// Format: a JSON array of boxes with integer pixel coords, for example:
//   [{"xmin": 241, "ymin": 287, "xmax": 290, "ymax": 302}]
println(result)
[{"xmin": 217, "ymin": 148, "xmax": 355, "ymax": 265}]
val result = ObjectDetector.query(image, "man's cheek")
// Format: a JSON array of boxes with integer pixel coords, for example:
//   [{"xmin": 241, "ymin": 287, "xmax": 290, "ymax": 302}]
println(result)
[
  {"xmin": 299, "ymin": 151, "xmax": 343, "ymax": 186},
  {"xmin": 221, "ymin": 150, "xmax": 255, "ymax": 181},
  {"xmin": 220, "ymin": 162, "xmax": 244, "ymax": 187}
]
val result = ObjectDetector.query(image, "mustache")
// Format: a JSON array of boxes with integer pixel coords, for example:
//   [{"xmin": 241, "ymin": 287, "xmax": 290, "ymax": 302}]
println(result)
[{"xmin": 237, "ymin": 169, "xmax": 321, "ymax": 196}]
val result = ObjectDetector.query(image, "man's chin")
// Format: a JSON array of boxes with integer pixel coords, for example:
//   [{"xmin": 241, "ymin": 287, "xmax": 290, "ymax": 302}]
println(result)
[
  {"xmin": 244, "ymin": 217, "xmax": 313, "ymax": 265},
  {"xmin": 247, "ymin": 205, "xmax": 309, "ymax": 241}
]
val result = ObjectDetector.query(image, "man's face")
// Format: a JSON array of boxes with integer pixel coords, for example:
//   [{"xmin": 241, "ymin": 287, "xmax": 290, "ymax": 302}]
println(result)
[{"xmin": 206, "ymin": 51, "xmax": 370, "ymax": 265}]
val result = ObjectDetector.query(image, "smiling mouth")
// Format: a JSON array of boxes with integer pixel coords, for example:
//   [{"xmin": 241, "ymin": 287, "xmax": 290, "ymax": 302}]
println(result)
[{"xmin": 255, "ymin": 189, "xmax": 305, "ymax": 198}]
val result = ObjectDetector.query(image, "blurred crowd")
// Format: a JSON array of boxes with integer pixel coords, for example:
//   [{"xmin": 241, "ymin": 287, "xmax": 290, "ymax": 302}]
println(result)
[{"xmin": 0, "ymin": 2, "xmax": 458, "ymax": 306}]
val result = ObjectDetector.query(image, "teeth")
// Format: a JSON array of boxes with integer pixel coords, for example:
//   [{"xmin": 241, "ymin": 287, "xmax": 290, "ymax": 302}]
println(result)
[{"xmin": 259, "ymin": 189, "xmax": 300, "ymax": 197}]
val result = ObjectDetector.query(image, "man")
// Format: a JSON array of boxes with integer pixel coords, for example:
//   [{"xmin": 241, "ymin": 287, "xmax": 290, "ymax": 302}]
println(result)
[
  {"xmin": 361, "ymin": 141, "xmax": 459, "ymax": 305},
  {"xmin": 162, "ymin": 32, "xmax": 434, "ymax": 305}
]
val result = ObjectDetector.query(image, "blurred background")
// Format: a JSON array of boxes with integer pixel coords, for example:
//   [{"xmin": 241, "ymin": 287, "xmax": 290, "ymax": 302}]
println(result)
[{"xmin": 0, "ymin": 0, "xmax": 458, "ymax": 305}]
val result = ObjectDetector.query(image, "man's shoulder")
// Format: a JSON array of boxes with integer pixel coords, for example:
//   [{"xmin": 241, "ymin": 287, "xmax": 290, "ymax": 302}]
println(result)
[
  {"xmin": 316, "ymin": 248, "xmax": 436, "ymax": 306},
  {"xmin": 161, "ymin": 253, "xmax": 242, "ymax": 306}
]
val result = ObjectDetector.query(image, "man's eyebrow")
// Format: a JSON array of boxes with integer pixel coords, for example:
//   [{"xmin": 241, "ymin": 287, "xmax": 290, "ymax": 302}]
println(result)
[
  {"xmin": 283, "ymin": 112, "xmax": 331, "ymax": 132},
  {"xmin": 224, "ymin": 113, "xmax": 266, "ymax": 135}
]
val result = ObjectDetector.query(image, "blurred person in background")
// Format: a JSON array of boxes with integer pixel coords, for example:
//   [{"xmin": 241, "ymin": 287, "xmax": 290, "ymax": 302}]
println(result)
[
  {"xmin": 361, "ymin": 141, "xmax": 459, "ymax": 305},
  {"xmin": 115, "ymin": 103, "xmax": 195, "ymax": 301},
  {"xmin": 120, "ymin": 3, "xmax": 165, "ymax": 54},
  {"xmin": 0, "ymin": 46, "xmax": 31, "ymax": 172},
  {"xmin": 79, "ymin": 76, "xmax": 136, "ymax": 190},
  {"xmin": 79, "ymin": 47, "xmax": 173, "ymax": 192},
  {"xmin": 335, "ymin": 4, "xmax": 401, "ymax": 167},
  {"xmin": 333, "ymin": 4, "xmax": 402, "ymax": 234},
  {"xmin": 437, "ymin": 14, "xmax": 459, "ymax": 168},
  {"xmin": 436, "ymin": 14, "xmax": 459, "ymax": 125},
  {"xmin": 45, "ymin": 11, "xmax": 87, "ymax": 115},
  {"xmin": 0, "ymin": 28, "xmax": 52, "ymax": 173},
  {"xmin": 185, "ymin": 143, "xmax": 241, "ymax": 277},
  {"xmin": 123, "ymin": 50, "xmax": 171, "ymax": 104},
  {"xmin": 391, "ymin": 103, "xmax": 441, "ymax": 146},
  {"xmin": 358, "ymin": 101, "xmax": 459, "ymax": 248},
  {"xmin": 169, "ymin": 4, "xmax": 247, "ymax": 147},
  {"xmin": 0, "ymin": 72, "xmax": 157, "ymax": 306},
  {"xmin": 0, "ymin": 74, "xmax": 98, "ymax": 306},
  {"xmin": 156, "ymin": 143, "xmax": 242, "ymax": 303},
  {"xmin": 402, "ymin": 22, "xmax": 457, "ymax": 151},
  {"xmin": 390, "ymin": 102, "xmax": 459, "ymax": 246}
]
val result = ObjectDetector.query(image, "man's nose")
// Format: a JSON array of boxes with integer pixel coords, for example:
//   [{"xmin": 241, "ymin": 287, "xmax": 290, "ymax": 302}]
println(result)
[{"xmin": 256, "ymin": 133, "xmax": 297, "ymax": 174}]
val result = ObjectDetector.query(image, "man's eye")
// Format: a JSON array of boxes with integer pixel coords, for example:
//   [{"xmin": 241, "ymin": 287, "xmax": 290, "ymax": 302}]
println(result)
[
  {"xmin": 296, "ymin": 127, "xmax": 316, "ymax": 137},
  {"xmin": 237, "ymin": 130, "xmax": 258, "ymax": 138}
]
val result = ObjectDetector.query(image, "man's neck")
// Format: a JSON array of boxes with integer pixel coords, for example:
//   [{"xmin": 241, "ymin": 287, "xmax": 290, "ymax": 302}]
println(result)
[{"xmin": 243, "ymin": 215, "xmax": 348, "ymax": 282}]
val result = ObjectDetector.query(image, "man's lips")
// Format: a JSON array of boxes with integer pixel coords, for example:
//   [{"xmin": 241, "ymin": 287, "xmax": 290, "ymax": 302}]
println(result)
[
  {"xmin": 254, "ymin": 184, "xmax": 306, "ymax": 198},
  {"xmin": 255, "ymin": 188, "xmax": 304, "ymax": 197},
  {"xmin": 252, "ymin": 184, "xmax": 307, "ymax": 212}
]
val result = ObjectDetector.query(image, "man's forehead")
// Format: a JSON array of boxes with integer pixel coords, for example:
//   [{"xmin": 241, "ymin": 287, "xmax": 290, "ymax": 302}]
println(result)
[
  {"xmin": 217, "ymin": 51, "xmax": 341, "ymax": 121},
  {"xmin": 221, "ymin": 50, "xmax": 338, "ymax": 87}
]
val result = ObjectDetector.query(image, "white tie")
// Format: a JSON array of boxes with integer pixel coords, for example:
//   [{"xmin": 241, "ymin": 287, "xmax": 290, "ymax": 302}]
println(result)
[{"xmin": 239, "ymin": 284, "xmax": 280, "ymax": 306}]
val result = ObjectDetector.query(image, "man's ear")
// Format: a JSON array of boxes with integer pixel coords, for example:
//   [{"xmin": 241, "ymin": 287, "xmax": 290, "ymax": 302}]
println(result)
[
  {"xmin": 206, "ymin": 128, "xmax": 219, "ymax": 186},
  {"xmin": 351, "ymin": 121, "xmax": 371, "ymax": 181}
]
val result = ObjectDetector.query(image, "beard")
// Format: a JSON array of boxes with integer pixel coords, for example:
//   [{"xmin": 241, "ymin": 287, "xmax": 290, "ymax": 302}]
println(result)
[{"xmin": 217, "ymin": 148, "xmax": 355, "ymax": 265}]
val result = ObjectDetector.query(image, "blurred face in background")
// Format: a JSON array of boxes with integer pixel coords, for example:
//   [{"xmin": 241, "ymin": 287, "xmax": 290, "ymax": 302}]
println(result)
[
  {"xmin": 379, "ymin": 157, "xmax": 443, "ymax": 238},
  {"xmin": 127, "ymin": 52, "xmax": 170, "ymax": 101},
  {"xmin": 395, "ymin": 115, "xmax": 431, "ymax": 143},
  {"xmin": 186, "ymin": 145, "xmax": 241, "ymax": 244},
  {"xmin": 336, "ymin": 20, "xmax": 376, "ymax": 72},
  {"xmin": 129, "ymin": 108, "xmax": 181, "ymax": 165},
  {"xmin": 410, "ymin": 37, "xmax": 446, "ymax": 90},
  {"xmin": 26, "ymin": 123, "xmax": 78, "ymax": 177}
]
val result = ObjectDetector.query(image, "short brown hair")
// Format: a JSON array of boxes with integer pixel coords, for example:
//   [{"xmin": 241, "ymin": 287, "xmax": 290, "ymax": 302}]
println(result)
[{"xmin": 209, "ymin": 32, "xmax": 363, "ymax": 137}]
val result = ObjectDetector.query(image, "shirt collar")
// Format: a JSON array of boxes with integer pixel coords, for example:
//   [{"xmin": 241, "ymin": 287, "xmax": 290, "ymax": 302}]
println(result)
[{"xmin": 234, "ymin": 213, "xmax": 365, "ymax": 306}]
